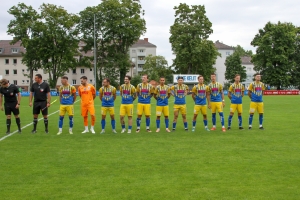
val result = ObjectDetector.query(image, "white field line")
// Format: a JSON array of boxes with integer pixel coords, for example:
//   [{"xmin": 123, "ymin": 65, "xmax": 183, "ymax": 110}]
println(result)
[{"xmin": 0, "ymin": 100, "xmax": 80, "ymax": 142}]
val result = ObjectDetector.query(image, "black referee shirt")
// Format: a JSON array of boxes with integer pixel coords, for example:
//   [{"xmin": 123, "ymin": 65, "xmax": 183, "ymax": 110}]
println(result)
[
  {"xmin": 0, "ymin": 84, "xmax": 19, "ymax": 103},
  {"xmin": 30, "ymin": 82, "xmax": 50, "ymax": 102}
]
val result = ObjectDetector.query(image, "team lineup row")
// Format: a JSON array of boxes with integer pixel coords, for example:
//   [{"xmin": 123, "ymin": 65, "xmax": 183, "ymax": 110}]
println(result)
[{"xmin": 0, "ymin": 73, "xmax": 266, "ymax": 135}]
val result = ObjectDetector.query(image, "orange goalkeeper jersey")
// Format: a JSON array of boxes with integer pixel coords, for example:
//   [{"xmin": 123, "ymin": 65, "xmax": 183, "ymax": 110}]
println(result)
[{"xmin": 78, "ymin": 84, "xmax": 96, "ymax": 107}]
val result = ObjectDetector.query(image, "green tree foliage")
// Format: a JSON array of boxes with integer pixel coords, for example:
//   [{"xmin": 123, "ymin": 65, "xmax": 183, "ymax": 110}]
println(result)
[
  {"xmin": 78, "ymin": 0, "xmax": 146, "ymax": 89},
  {"xmin": 7, "ymin": 3, "xmax": 80, "ymax": 88},
  {"xmin": 225, "ymin": 52, "xmax": 247, "ymax": 83},
  {"xmin": 130, "ymin": 75, "xmax": 141, "ymax": 87},
  {"xmin": 141, "ymin": 55, "xmax": 173, "ymax": 82},
  {"xmin": 290, "ymin": 27, "xmax": 300, "ymax": 89},
  {"xmin": 251, "ymin": 21, "xmax": 297, "ymax": 90},
  {"xmin": 169, "ymin": 3, "xmax": 219, "ymax": 80},
  {"xmin": 233, "ymin": 45, "xmax": 253, "ymax": 57}
]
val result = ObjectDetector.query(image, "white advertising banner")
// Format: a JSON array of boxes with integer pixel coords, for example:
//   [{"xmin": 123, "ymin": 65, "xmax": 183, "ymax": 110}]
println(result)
[{"xmin": 173, "ymin": 74, "xmax": 198, "ymax": 83}]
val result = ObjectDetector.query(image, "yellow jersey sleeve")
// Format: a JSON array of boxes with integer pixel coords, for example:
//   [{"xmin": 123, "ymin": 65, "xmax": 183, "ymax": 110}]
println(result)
[
  {"xmin": 192, "ymin": 86, "xmax": 197, "ymax": 94},
  {"xmin": 131, "ymin": 86, "xmax": 136, "ymax": 94},
  {"xmin": 167, "ymin": 86, "xmax": 171, "ymax": 94},
  {"xmin": 59, "ymin": 86, "xmax": 63, "ymax": 93},
  {"xmin": 219, "ymin": 84, "xmax": 223, "ymax": 92},
  {"xmin": 136, "ymin": 84, "xmax": 140, "ymax": 93},
  {"xmin": 119, "ymin": 85, "xmax": 123, "ymax": 93},
  {"xmin": 248, "ymin": 83, "xmax": 253, "ymax": 91},
  {"xmin": 170, "ymin": 86, "xmax": 175, "ymax": 91},
  {"xmin": 262, "ymin": 83, "xmax": 266, "ymax": 91},
  {"xmin": 185, "ymin": 85, "xmax": 189, "ymax": 91},
  {"xmin": 229, "ymin": 85, "xmax": 233, "ymax": 93},
  {"xmin": 242, "ymin": 85, "xmax": 245, "ymax": 92},
  {"xmin": 99, "ymin": 87, "xmax": 103, "ymax": 95},
  {"xmin": 206, "ymin": 85, "xmax": 211, "ymax": 93},
  {"xmin": 150, "ymin": 85, "xmax": 154, "ymax": 94},
  {"xmin": 71, "ymin": 86, "xmax": 76, "ymax": 94},
  {"xmin": 154, "ymin": 87, "xmax": 158, "ymax": 94},
  {"xmin": 112, "ymin": 87, "xmax": 116, "ymax": 95}
]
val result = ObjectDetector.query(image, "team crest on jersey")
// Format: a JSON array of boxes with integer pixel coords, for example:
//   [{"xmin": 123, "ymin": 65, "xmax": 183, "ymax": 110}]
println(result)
[
  {"xmin": 40, "ymin": 89, "xmax": 44, "ymax": 92},
  {"xmin": 10, "ymin": 92, "xmax": 13, "ymax": 96},
  {"xmin": 88, "ymin": 86, "xmax": 90, "ymax": 90}
]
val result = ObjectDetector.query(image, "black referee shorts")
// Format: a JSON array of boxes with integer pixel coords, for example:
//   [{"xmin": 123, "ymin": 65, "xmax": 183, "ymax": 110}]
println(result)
[
  {"xmin": 33, "ymin": 101, "xmax": 48, "ymax": 115},
  {"xmin": 4, "ymin": 103, "xmax": 19, "ymax": 116}
]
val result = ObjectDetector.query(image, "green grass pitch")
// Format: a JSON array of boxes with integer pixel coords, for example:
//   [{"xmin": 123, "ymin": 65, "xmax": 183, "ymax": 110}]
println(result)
[{"xmin": 0, "ymin": 95, "xmax": 299, "ymax": 199}]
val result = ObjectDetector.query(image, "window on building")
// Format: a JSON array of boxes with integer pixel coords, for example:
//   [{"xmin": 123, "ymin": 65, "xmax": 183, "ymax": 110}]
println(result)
[
  {"xmin": 132, "ymin": 57, "xmax": 136, "ymax": 62},
  {"xmin": 13, "ymin": 80, "xmax": 17, "ymax": 85},
  {"xmin": 5, "ymin": 70, "xmax": 9, "ymax": 75},
  {"xmin": 90, "ymin": 79, "xmax": 93, "ymax": 83},
  {"xmin": 13, "ymin": 69, "xmax": 17, "ymax": 75},
  {"xmin": 90, "ymin": 68, "xmax": 92, "ymax": 71},
  {"xmin": 13, "ymin": 59, "xmax": 17, "ymax": 64},
  {"xmin": 139, "ymin": 49, "xmax": 144, "ymax": 53},
  {"xmin": 72, "ymin": 69, "xmax": 76, "ymax": 74},
  {"xmin": 72, "ymin": 79, "xmax": 77, "ymax": 85},
  {"xmin": 81, "ymin": 69, "xmax": 85, "ymax": 74},
  {"xmin": 132, "ymin": 50, "xmax": 136, "ymax": 53},
  {"xmin": 0, "ymin": 48, "xmax": 3, "ymax": 53},
  {"xmin": 247, "ymin": 67, "xmax": 251, "ymax": 71},
  {"xmin": 138, "ymin": 65, "xmax": 143, "ymax": 68},
  {"xmin": 5, "ymin": 59, "xmax": 9, "ymax": 64},
  {"xmin": 138, "ymin": 56, "xmax": 145, "ymax": 60},
  {"xmin": 27, "ymin": 80, "xmax": 29, "ymax": 83},
  {"xmin": 11, "ymin": 48, "xmax": 19, "ymax": 53},
  {"xmin": 22, "ymin": 69, "xmax": 25, "ymax": 72},
  {"xmin": 22, "ymin": 80, "xmax": 25, "ymax": 83},
  {"xmin": 226, "ymin": 52, "xmax": 231, "ymax": 56},
  {"xmin": 43, "ymin": 80, "xmax": 47, "ymax": 83}
]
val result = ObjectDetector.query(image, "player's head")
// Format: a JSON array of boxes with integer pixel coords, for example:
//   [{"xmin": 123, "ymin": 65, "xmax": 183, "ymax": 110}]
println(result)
[
  {"xmin": 102, "ymin": 78, "xmax": 110, "ymax": 87},
  {"xmin": 142, "ymin": 74, "xmax": 148, "ymax": 83},
  {"xmin": 234, "ymin": 74, "xmax": 241, "ymax": 83},
  {"xmin": 159, "ymin": 77, "xmax": 165, "ymax": 85},
  {"xmin": 210, "ymin": 73, "xmax": 216, "ymax": 82},
  {"xmin": 35, "ymin": 74, "xmax": 42, "ymax": 83},
  {"xmin": 198, "ymin": 75, "xmax": 204, "ymax": 84},
  {"xmin": 254, "ymin": 73, "xmax": 261, "ymax": 81},
  {"xmin": 61, "ymin": 76, "xmax": 69, "ymax": 85},
  {"xmin": 177, "ymin": 76, "xmax": 184, "ymax": 85},
  {"xmin": 124, "ymin": 75, "xmax": 131, "ymax": 84},
  {"xmin": 80, "ymin": 76, "xmax": 88, "ymax": 85},
  {"xmin": 0, "ymin": 79, "xmax": 9, "ymax": 88}
]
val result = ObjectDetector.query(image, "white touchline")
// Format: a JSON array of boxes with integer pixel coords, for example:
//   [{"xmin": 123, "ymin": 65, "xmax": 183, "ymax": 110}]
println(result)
[{"xmin": 0, "ymin": 99, "xmax": 80, "ymax": 142}]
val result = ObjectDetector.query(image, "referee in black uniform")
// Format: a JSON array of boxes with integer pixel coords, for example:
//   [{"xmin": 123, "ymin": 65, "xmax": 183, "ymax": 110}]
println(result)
[
  {"xmin": 29, "ymin": 74, "xmax": 51, "ymax": 133},
  {"xmin": 0, "ymin": 79, "xmax": 22, "ymax": 134}
]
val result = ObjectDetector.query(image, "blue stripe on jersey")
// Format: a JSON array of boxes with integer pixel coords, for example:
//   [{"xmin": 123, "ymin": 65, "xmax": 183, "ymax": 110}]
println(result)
[
  {"xmin": 208, "ymin": 82, "xmax": 222, "ymax": 102},
  {"xmin": 60, "ymin": 85, "xmax": 74, "ymax": 105},
  {"xmin": 121, "ymin": 84, "xmax": 134, "ymax": 104},
  {"xmin": 194, "ymin": 84, "xmax": 207, "ymax": 105},
  {"xmin": 231, "ymin": 83, "xmax": 243, "ymax": 104},
  {"xmin": 156, "ymin": 85, "xmax": 169, "ymax": 106},
  {"xmin": 174, "ymin": 84, "xmax": 188, "ymax": 105},
  {"xmin": 250, "ymin": 82, "xmax": 264, "ymax": 102},
  {"xmin": 101, "ymin": 86, "xmax": 115, "ymax": 107},
  {"xmin": 138, "ymin": 83, "xmax": 152, "ymax": 104}
]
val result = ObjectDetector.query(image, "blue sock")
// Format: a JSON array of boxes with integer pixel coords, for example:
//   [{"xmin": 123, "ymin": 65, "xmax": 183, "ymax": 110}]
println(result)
[
  {"xmin": 228, "ymin": 115, "xmax": 233, "ymax": 127},
  {"xmin": 128, "ymin": 125, "xmax": 132, "ymax": 130},
  {"xmin": 69, "ymin": 116, "xmax": 73, "ymax": 128},
  {"xmin": 122, "ymin": 124, "xmax": 125, "ymax": 129},
  {"xmin": 165, "ymin": 118, "xmax": 169, "ymax": 128},
  {"xmin": 203, "ymin": 119, "xmax": 208, "ymax": 127},
  {"xmin": 173, "ymin": 122, "xmax": 177, "ymax": 129},
  {"xmin": 59, "ymin": 116, "xmax": 64, "ymax": 128},
  {"xmin": 249, "ymin": 115, "xmax": 253, "ymax": 126},
  {"xmin": 156, "ymin": 119, "xmax": 160, "ymax": 129},
  {"xmin": 192, "ymin": 121, "xmax": 196, "ymax": 127},
  {"xmin": 146, "ymin": 118, "xmax": 150, "ymax": 127},
  {"xmin": 136, "ymin": 118, "xmax": 141, "ymax": 128},
  {"xmin": 101, "ymin": 119, "xmax": 106, "ymax": 129},
  {"xmin": 259, "ymin": 114, "xmax": 263, "ymax": 126},
  {"xmin": 219, "ymin": 112, "xmax": 225, "ymax": 127},
  {"xmin": 111, "ymin": 119, "xmax": 116, "ymax": 129},
  {"xmin": 212, "ymin": 113, "xmax": 216, "ymax": 126},
  {"xmin": 184, "ymin": 122, "xmax": 188, "ymax": 129},
  {"xmin": 238, "ymin": 116, "xmax": 242, "ymax": 127}
]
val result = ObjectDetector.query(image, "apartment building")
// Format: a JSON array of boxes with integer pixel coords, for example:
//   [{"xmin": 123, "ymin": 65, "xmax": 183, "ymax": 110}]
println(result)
[
  {"xmin": 128, "ymin": 38, "xmax": 157, "ymax": 77},
  {"xmin": 241, "ymin": 56, "xmax": 255, "ymax": 88}
]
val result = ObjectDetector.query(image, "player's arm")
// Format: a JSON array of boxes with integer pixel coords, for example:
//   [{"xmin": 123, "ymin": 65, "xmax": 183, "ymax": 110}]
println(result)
[
  {"xmin": 206, "ymin": 86, "xmax": 211, "ymax": 109},
  {"xmin": 191, "ymin": 86, "xmax": 196, "ymax": 102},
  {"xmin": 119, "ymin": 86, "xmax": 123, "ymax": 96},
  {"xmin": 228, "ymin": 85, "xmax": 232, "ymax": 100},
  {"xmin": 150, "ymin": 86, "xmax": 154, "ymax": 98},
  {"xmin": 220, "ymin": 86, "xmax": 225, "ymax": 107},
  {"xmin": 132, "ymin": 87, "xmax": 137, "ymax": 101},
  {"xmin": 170, "ymin": 86, "xmax": 175, "ymax": 96},
  {"xmin": 92, "ymin": 87, "xmax": 96, "ymax": 100},
  {"xmin": 242, "ymin": 86, "xmax": 245, "ymax": 97},
  {"xmin": 113, "ymin": 88, "xmax": 117, "ymax": 101},
  {"xmin": 29, "ymin": 85, "xmax": 34, "ymax": 106},
  {"xmin": 185, "ymin": 85, "xmax": 189, "ymax": 96},
  {"xmin": 99, "ymin": 88, "xmax": 103, "ymax": 101},
  {"xmin": 0, "ymin": 94, "xmax": 3, "ymax": 111},
  {"xmin": 167, "ymin": 87, "xmax": 171, "ymax": 99},
  {"xmin": 72, "ymin": 87, "xmax": 77, "ymax": 103},
  {"xmin": 16, "ymin": 90, "xmax": 21, "ymax": 109},
  {"xmin": 248, "ymin": 84, "xmax": 253, "ymax": 99},
  {"xmin": 136, "ymin": 84, "xmax": 140, "ymax": 98},
  {"xmin": 46, "ymin": 85, "xmax": 51, "ymax": 107},
  {"xmin": 153, "ymin": 88, "xmax": 158, "ymax": 100}
]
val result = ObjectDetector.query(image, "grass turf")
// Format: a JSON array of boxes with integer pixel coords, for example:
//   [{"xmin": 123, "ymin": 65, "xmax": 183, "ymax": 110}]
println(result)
[{"xmin": 0, "ymin": 96, "xmax": 299, "ymax": 199}]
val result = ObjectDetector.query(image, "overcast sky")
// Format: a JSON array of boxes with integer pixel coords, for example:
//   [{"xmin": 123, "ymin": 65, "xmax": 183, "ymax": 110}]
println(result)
[{"xmin": 1, "ymin": 0, "xmax": 300, "ymax": 65}]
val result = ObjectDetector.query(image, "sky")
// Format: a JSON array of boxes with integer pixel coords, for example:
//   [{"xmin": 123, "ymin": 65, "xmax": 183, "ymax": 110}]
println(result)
[{"xmin": 1, "ymin": 0, "xmax": 300, "ymax": 65}]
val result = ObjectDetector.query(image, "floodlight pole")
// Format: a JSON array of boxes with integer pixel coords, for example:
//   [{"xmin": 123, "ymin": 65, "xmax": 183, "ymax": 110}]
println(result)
[{"xmin": 94, "ymin": 14, "xmax": 97, "ymax": 90}]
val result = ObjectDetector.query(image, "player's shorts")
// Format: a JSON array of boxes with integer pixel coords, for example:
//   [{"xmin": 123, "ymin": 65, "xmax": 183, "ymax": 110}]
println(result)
[
  {"xmin": 120, "ymin": 104, "xmax": 133, "ymax": 117},
  {"xmin": 4, "ymin": 102, "xmax": 19, "ymax": 116},
  {"xmin": 59, "ymin": 105, "xmax": 74, "ymax": 116},
  {"xmin": 210, "ymin": 102, "xmax": 223, "ymax": 113},
  {"xmin": 137, "ymin": 103, "xmax": 151, "ymax": 116},
  {"xmin": 101, "ymin": 107, "xmax": 115, "ymax": 115},
  {"xmin": 249, "ymin": 102, "xmax": 264, "ymax": 114},
  {"xmin": 81, "ymin": 105, "xmax": 95, "ymax": 117},
  {"xmin": 230, "ymin": 104, "xmax": 243, "ymax": 113},
  {"xmin": 33, "ymin": 101, "xmax": 48, "ymax": 115},
  {"xmin": 194, "ymin": 105, "xmax": 207, "ymax": 115},
  {"xmin": 173, "ymin": 104, "xmax": 187, "ymax": 115},
  {"xmin": 156, "ymin": 106, "xmax": 169, "ymax": 117}
]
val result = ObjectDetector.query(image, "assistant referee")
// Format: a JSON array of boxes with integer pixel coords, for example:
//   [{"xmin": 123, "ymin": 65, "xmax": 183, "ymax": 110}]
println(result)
[
  {"xmin": 29, "ymin": 74, "xmax": 51, "ymax": 133},
  {"xmin": 0, "ymin": 79, "xmax": 22, "ymax": 134}
]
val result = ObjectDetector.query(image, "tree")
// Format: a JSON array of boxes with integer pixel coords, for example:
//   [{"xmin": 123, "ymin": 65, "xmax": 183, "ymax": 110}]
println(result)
[
  {"xmin": 233, "ymin": 45, "xmax": 253, "ymax": 57},
  {"xmin": 141, "ymin": 55, "xmax": 173, "ymax": 82},
  {"xmin": 78, "ymin": 0, "xmax": 146, "ymax": 88},
  {"xmin": 169, "ymin": 3, "xmax": 220, "ymax": 80},
  {"xmin": 224, "ymin": 52, "xmax": 247, "ymax": 83},
  {"xmin": 251, "ymin": 21, "xmax": 297, "ymax": 90},
  {"xmin": 290, "ymin": 27, "xmax": 300, "ymax": 89},
  {"xmin": 130, "ymin": 75, "xmax": 141, "ymax": 87}
]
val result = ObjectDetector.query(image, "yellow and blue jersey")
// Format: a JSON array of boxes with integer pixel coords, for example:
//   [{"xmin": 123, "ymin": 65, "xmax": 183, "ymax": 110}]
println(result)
[
  {"xmin": 155, "ymin": 85, "xmax": 170, "ymax": 106},
  {"xmin": 229, "ymin": 83, "xmax": 244, "ymax": 104},
  {"xmin": 120, "ymin": 84, "xmax": 136, "ymax": 104},
  {"xmin": 59, "ymin": 84, "xmax": 76, "ymax": 105},
  {"xmin": 99, "ymin": 85, "xmax": 116, "ymax": 107},
  {"xmin": 136, "ymin": 83, "xmax": 153, "ymax": 104},
  {"xmin": 248, "ymin": 82, "xmax": 265, "ymax": 102},
  {"xmin": 171, "ymin": 84, "xmax": 189, "ymax": 105},
  {"xmin": 207, "ymin": 82, "xmax": 223, "ymax": 102},
  {"xmin": 192, "ymin": 84, "xmax": 207, "ymax": 105}
]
